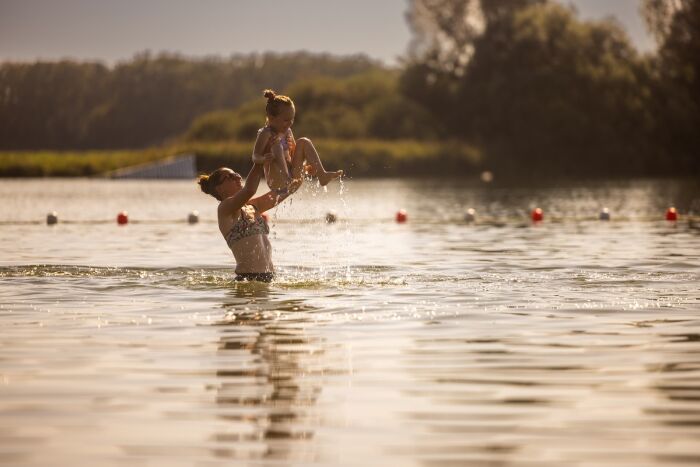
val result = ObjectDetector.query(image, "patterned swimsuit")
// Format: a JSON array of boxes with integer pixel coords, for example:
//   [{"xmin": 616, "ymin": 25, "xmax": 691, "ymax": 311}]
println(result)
[{"xmin": 226, "ymin": 205, "xmax": 269, "ymax": 248}]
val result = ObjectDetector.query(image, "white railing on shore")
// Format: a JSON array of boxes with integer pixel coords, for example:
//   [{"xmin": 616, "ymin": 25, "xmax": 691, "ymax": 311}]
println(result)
[{"xmin": 107, "ymin": 154, "xmax": 196, "ymax": 179}]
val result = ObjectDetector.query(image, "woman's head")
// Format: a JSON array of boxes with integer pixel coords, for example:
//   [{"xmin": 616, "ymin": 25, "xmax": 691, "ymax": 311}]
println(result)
[
  {"xmin": 197, "ymin": 167, "xmax": 242, "ymax": 201},
  {"xmin": 263, "ymin": 89, "xmax": 295, "ymax": 132}
]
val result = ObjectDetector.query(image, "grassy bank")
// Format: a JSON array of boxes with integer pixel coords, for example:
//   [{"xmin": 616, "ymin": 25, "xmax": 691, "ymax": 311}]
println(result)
[
  {"xmin": 0, "ymin": 149, "xmax": 166, "ymax": 177},
  {"xmin": 0, "ymin": 139, "xmax": 482, "ymax": 177},
  {"xmin": 186, "ymin": 139, "xmax": 482, "ymax": 177}
]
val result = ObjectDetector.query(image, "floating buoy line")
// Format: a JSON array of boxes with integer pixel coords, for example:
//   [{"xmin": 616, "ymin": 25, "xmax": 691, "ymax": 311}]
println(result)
[{"xmin": 0, "ymin": 207, "xmax": 696, "ymax": 227}]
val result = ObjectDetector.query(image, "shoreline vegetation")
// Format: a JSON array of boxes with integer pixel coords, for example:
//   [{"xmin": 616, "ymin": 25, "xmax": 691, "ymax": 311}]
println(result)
[{"xmin": 0, "ymin": 139, "xmax": 481, "ymax": 178}]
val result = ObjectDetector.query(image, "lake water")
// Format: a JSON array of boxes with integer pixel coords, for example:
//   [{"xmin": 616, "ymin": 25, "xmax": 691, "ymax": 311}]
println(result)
[{"xmin": 1, "ymin": 177, "xmax": 700, "ymax": 466}]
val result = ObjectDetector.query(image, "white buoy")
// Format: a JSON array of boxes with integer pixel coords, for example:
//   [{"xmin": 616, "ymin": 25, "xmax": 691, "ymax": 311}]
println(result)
[
  {"xmin": 46, "ymin": 211, "xmax": 58, "ymax": 225},
  {"xmin": 480, "ymin": 171, "xmax": 493, "ymax": 183},
  {"xmin": 465, "ymin": 208, "xmax": 476, "ymax": 223},
  {"xmin": 599, "ymin": 207, "xmax": 610, "ymax": 221},
  {"xmin": 325, "ymin": 210, "xmax": 338, "ymax": 224},
  {"xmin": 188, "ymin": 210, "xmax": 199, "ymax": 224}
]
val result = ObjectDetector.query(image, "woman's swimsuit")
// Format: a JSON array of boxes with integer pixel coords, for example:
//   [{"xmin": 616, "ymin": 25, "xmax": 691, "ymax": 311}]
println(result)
[
  {"xmin": 226, "ymin": 206, "xmax": 269, "ymax": 247},
  {"xmin": 234, "ymin": 272, "xmax": 274, "ymax": 282},
  {"xmin": 226, "ymin": 206, "xmax": 273, "ymax": 282}
]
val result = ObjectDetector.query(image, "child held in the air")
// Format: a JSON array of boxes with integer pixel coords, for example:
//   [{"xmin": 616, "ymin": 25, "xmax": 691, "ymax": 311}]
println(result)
[{"xmin": 251, "ymin": 89, "xmax": 343, "ymax": 192}]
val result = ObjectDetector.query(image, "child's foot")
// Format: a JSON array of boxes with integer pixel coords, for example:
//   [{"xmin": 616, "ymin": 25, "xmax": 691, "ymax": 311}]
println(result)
[{"xmin": 318, "ymin": 170, "xmax": 343, "ymax": 186}]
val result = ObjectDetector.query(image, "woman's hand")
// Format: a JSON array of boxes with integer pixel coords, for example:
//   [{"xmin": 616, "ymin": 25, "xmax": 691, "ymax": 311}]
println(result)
[{"xmin": 250, "ymin": 177, "xmax": 303, "ymax": 213}]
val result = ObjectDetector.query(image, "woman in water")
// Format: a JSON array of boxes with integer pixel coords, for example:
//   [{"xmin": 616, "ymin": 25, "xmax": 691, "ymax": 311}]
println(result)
[
  {"xmin": 197, "ymin": 162, "xmax": 300, "ymax": 282},
  {"xmin": 252, "ymin": 89, "xmax": 343, "ymax": 192}
]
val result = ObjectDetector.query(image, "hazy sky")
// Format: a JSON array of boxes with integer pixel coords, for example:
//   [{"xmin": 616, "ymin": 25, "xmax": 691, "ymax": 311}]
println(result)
[{"xmin": 0, "ymin": 0, "xmax": 653, "ymax": 65}]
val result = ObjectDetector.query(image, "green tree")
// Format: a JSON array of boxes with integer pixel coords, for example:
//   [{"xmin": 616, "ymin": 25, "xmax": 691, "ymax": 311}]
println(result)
[
  {"xmin": 184, "ymin": 71, "xmax": 439, "ymax": 142},
  {"xmin": 402, "ymin": 2, "xmax": 655, "ymax": 176},
  {"xmin": 0, "ymin": 61, "xmax": 108, "ymax": 149},
  {"xmin": 642, "ymin": 0, "xmax": 700, "ymax": 172},
  {"xmin": 404, "ymin": 0, "xmax": 544, "ymax": 77}
]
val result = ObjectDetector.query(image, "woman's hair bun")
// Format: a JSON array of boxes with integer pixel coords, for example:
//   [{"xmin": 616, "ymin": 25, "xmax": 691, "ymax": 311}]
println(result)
[
  {"xmin": 197, "ymin": 174, "xmax": 211, "ymax": 195},
  {"xmin": 263, "ymin": 89, "xmax": 276, "ymax": 101}
]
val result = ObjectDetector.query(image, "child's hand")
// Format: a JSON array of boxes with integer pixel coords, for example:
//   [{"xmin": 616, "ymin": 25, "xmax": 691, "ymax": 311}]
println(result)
[{"xmin": 262, "ymin": 152, "xmax": 275, "ymax": 163}]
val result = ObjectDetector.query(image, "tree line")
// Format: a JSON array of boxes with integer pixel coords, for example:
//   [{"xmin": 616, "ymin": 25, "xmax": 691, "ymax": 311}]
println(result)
[
  {"xmin": 0, "ymin": 51, "xmax": 381, "ymax": 149},
  {"xmin": 1, "ymin": 0, "xmax": 698, "ymax": 177}
]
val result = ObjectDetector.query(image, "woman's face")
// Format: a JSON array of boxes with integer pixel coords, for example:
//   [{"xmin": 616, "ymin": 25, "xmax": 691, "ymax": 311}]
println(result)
[
  {"xmin": 268, "ymin": 106, "xmax": 295, "ymax": 133},
  {"xmin": 215, "ymin": 169, "xmax": 242, "ymax": 198}
]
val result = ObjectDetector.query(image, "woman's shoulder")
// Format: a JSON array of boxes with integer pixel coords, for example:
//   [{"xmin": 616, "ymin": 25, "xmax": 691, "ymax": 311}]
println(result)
[{"xmin": 217, "ymin": 196, "xmax": 243, "ymax": 216}]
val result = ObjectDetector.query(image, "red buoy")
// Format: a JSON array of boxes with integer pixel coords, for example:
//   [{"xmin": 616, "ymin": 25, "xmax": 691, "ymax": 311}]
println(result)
[
  {"xmin": 396, "ymin": 209, "xmax": 408, "ymax": 223},
  {"xmin": 531, "ymin": 208, "xmax": 544, "ymax": 222},
  {"xmin": 117, "ymin": 211, "xmax": 129, "ymax": 225},
  {"xmin": 666, "ymin": 207, "xmax": 678, "ymax": 221}
]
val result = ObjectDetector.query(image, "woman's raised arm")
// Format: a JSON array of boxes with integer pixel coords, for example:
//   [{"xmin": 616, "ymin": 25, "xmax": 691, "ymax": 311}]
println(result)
[
  {"xmin": 249, "ymin": 178, "xmax": 302, "ymax": 213},
  {"xmin": 217, "ymin": 164, "xmax": 264, "ymax": 218}
]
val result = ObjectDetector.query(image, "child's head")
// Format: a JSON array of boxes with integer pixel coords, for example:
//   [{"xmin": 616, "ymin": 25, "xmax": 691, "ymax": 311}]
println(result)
[{"xmin": 263, "ymin": 89, "xmax": 295, "ymax": 132}]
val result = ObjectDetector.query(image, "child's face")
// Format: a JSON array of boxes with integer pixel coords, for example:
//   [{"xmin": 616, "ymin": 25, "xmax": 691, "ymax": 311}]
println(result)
[{"xmin": 269, "ymin": 106, "xmax": 295, "ymax": 133}]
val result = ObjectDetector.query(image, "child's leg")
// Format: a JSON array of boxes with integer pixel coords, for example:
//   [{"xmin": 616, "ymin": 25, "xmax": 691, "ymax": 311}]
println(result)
[
  {"xmin": 272, "ymin": 140, "xmax": 291, "ymax": 180},
  {"xmin": 266, "ymin": 141, "xmax": 292, "ymax": 191},
  {"xmin": 291, "ymin": 137, "xmax": 343, "ymax": 186}
]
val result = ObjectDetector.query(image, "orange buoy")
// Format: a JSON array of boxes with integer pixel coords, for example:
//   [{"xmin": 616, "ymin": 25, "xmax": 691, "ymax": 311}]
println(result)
[
  {"xmin": 117, "ymin": 211, "xmax": 129, "ymax": 225},
  {"xmin": 666, "ymin": 207, "xmax": 678, "ymax": 221},
  {"xmin": 396, "ymin": 209, "xmax": 408, "ymax": 223},
  {"xmin": 531, "ymin": 208, "xmax": 543, "ymax": 222}
]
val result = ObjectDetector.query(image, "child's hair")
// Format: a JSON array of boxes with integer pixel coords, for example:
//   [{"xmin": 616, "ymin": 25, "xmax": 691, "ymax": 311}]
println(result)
[
  {"xmin": 263, "ymin": 89, "xmax": 294, "ymax": 117},
  {"xmin": 197, "ymin": 167, "xmax": 241, "ymax": 201}
]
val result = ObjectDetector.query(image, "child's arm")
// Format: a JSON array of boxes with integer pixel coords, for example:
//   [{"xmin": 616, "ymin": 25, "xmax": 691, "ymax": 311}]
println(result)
[
  {"xmin": 249, "ymin": 178, "xmax": 302, "ymax": 214},
  {"xmin": 251, "ymin": 128, "xmax": 275, "ymax": 164},
  {"xmin": 217, "ymin": 164, "xmax": 264, "ymax": 218}
]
